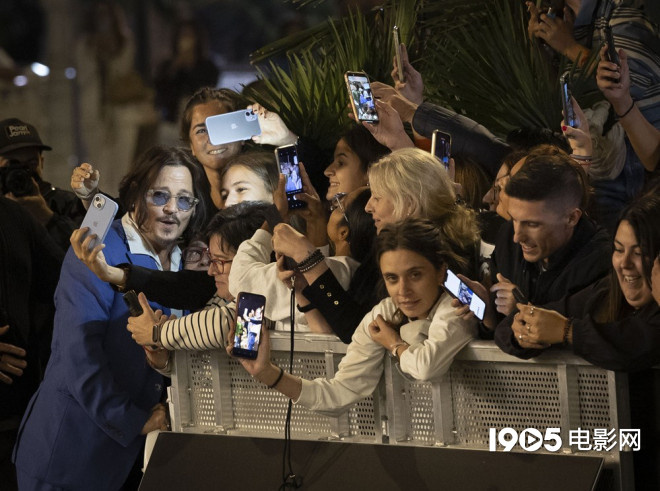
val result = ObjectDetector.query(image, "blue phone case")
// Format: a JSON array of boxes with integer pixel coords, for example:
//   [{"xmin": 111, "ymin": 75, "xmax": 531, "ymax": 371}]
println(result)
[{"xmin": 205, "ymin": 109, "xmax": 261, "ymax": 145}]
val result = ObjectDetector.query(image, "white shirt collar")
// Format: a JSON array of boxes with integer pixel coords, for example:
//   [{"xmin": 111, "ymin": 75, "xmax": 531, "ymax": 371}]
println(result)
[{"xmin": 121, "ymin": 213, "xmax": 182, "ymax": 272}]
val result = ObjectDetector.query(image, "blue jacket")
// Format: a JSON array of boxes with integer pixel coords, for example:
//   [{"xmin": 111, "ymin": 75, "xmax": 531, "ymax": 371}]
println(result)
[{"xmin": 13, "ymin": 220, "xmax": 177, "ymax": 490}]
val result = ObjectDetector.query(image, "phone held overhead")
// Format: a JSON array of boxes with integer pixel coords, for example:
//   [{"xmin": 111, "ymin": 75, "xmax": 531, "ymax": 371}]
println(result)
[
  {"xmin": 393, "ymin": 26, "xmax": 405, "ymax": 83},
  {"xmin": 560, "ymin": 72, "xmax": 579, "ymax": 128},
  {"xmin": 431, "ymin": 130, "xmax": 451, "ymax": 171},
  {"xmin": 79, "ymin": 194, "xmax": 119, "ymax": 250},
  {"xmin": 205, "ymin": 109, "xmax": 261, "ymax": 145},
  {"xmin": 344, "ymin": 71, "xmax": 379, "ymax": 123},
  {"xmin": 232, "ymin": 292, "xmax": 267, "ymax": 359}
]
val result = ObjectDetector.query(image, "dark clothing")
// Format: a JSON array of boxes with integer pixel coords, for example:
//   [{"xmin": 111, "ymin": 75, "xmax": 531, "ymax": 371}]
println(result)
[
  {"xmin": 39, "ymin": 180, "xmax": 87, "ymax": 252},
  {"xmin": 491, "ymin": 216, "xmax": 611, "ymax": 341},
  {"xmin": 0, "ymin": 197, "xmax": 63, "ymax": 488},
  {"xmin": 154, "ymin": 59, "xmax": 220, "ymax": 123},
  {"xmin": 412, "ymin": 102, "xmax": 511, "ymax": 178},
  {"xmin": 0, "ymin": 197, "xmax": 63, "ymax": 421},
  {"xmin": 302, "ymin": 254, "xmax": 384, "ymax": 344},
  {"xmin": 122, "ymin": 265, "xmax": 214, "ymax": 312}
]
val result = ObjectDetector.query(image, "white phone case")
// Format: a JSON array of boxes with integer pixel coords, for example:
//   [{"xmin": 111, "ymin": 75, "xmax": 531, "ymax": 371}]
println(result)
[{"xmin": 80, "ymin": 194, "xmax": 119, "ymax": 249}]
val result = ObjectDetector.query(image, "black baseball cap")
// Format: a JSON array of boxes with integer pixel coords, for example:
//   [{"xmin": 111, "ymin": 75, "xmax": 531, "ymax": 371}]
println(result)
[{"xmin": 0, "ymin": 118, "xmax": 52, "ymax": 154}]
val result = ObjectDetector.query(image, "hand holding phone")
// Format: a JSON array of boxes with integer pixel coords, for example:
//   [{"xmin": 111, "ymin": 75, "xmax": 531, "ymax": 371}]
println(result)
[
  {"xmin": 393, "ymin": 26, "xmax": 405, "ymax": 83},
  {"xmin": 444, "ymin": 270, "xmax": 486, "ymax": 321},
  {"xmin": 560, "ymin": 72, "xmax": 579, "ymax": 128},
  {"xmin": 123, "ymin": 290, "xmax": 143, "ymax": 317},
  {"xmin": 345, "ymin": 71, "xmax": 379, "ymax": 123},
  {"xmin": 232, "ymin": 292, "xmax": 267, "ymax": 359},
  {"xmin": 275, "ymin": 144, "xmax": 306, "ymax": 210},
  {"xmin": 79, "ymin": 194, "xmax": 119, "ymax": 250}
]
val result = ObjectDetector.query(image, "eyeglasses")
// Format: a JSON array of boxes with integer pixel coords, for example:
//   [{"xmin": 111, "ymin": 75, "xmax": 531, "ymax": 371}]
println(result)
[
  {"xmin": 208, "ymin": 258, "xmax": 232, "ymax": 274},
  {"xmin": 146, "ymin": 190, "xmax": 199, "ymax": 211},
  {"xmin": 330, "ymin": 192, "xmax": 349, "ymax": 224},
  {"xmin": 183, "ymin": 246, "xmax": 210, "ymax": 264},
  {"xmin": 491, "ymin": 174, "xmax": 510, "ymax": 200}
]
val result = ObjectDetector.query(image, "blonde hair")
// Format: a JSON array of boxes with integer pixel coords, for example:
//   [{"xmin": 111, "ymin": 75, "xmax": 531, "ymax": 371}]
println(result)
[{"xmin": 369, "ymin": 148, "xmax": 480, "ymax": 276}]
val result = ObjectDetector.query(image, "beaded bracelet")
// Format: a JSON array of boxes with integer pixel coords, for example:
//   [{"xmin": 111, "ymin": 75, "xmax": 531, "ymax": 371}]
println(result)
[{"xmin": 296, "ymin": 249, "xmax": 325, "ymax": 273}]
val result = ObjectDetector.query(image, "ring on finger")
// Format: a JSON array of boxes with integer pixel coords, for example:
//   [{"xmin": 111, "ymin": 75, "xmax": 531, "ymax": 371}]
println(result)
[
  {"xmin": 529, "ymin": 307, "xmax": 535, "ymax": 316},
  {"xmin": 518, "ymin": 334, "xmax": 523, "ymax": 340}
]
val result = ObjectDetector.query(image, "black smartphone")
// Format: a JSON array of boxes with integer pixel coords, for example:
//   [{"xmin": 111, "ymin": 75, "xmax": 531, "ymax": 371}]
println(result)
[
  {"xmin": 431, "ymin": 130, "xmax": 451, "ymax": 170},
  {"xmin": 344, "ymin": 71, "xmax": 379, "ymax": 123},
  {"xmin": 512, "ymin": 287, "xmax": 529, "ymax": 305},
  {"xmin": 443, "ymin": 270, "xmax": 486, "ymax": 321},
  {"xmin": 123, "ymin": 290, "xmax": 143, "ymax": 317},
  {"xmin": 604, "ymin": 26, "xmax": 619, "ymax": 65},
  {"xmin": 560, "ymin": 72, "xmax": 578, "ymax": 128},
  {"xmin": 393, "ymin": 26, "xmax": 405, "ymax": 83},
  {"xmin": 232, "ymin": 292, "xmax": 267, "ymax": 359},
  {"xmin": 275, "ymin": 144, "xmax": 306, "ymax": 209}
]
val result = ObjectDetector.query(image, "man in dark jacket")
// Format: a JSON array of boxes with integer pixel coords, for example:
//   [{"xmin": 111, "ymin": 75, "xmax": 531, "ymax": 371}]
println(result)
[
  {"xmin": 0, "ymin": 196, "xmax": 63, "ymax": 490},
  {"xmin": 488, "ymin": 152, "xmax": 611, "ymax": 344},
  {"xmin": 0, "ymin": 118, "xmax": 86, "ymax": 250}
]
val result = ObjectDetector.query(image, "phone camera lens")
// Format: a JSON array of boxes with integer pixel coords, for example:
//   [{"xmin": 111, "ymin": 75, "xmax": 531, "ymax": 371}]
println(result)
[{"xmin": 246, "ymin": 111, "xmax": 250, "ymax": 116}]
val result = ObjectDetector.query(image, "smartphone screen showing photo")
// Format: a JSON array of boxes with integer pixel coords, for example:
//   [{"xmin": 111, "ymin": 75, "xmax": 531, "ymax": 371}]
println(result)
[
  {"xmin": 345, "ymin": 71, "xmax": 379, "ymax": 123},
  {"xmin": 560, "ymin": 73, "xmax": 578, "ymax": 128},
  {"xmin": 232, "ymin": 292, "xmax": 266, "ymax": 359},
  {"xmin": 431, "ymin": 130, "xmax": 451, "ymax": 170},
  {"xmin": 275, "ymin": 144, "xmax": 305, "ymax": 209},
  {"xmin": 444, "ymin": 270, "xmax": 486, "ymax": 321}
]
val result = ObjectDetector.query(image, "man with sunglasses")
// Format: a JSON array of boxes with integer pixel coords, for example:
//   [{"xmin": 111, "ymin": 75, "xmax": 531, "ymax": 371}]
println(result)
[{"xmin": 13, "ymin": 146, "xmax": 211, "ymax": 490}]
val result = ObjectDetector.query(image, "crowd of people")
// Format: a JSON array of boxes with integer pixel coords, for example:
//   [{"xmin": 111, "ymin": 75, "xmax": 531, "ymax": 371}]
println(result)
[{"xmin": 1, "ymin": 0, "xmax": 660, "ymax": 489}]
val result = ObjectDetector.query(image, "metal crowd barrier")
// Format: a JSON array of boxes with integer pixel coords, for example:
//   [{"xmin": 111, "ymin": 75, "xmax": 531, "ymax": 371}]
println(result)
[{"xmin": 167, "ymin": 333, "xmax": 634, "ymax": 490}]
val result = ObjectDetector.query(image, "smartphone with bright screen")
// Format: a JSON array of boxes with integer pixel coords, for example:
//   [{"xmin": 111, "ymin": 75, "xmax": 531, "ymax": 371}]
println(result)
[
  {"xmin": 431, "ymin": 130, "xmax": 451, "ymax": 170},
  {"xmin": 232, "ymin": 292, "xmax": 266, "ymax": 359},
  {"xmin": 79, "ymin": 194, "xmax": 118, "ymax": 250},
  {"xmin": 344, "ymin": 71, "xmax": 379, "ymax": 123},
  {"xmin": 275, "ymin": 144, "xmax": 305, "ymax": 209},
  {"xmin": 560, "ymin": 73, "xmax": 578, "ymax": 128},
  {"xmin": 393, "ymin": 26, "xmax": 405, "ymax": 83},
  {"xmin": 443, "ymin": 270, "xmax": 486, "ymax": 321}
]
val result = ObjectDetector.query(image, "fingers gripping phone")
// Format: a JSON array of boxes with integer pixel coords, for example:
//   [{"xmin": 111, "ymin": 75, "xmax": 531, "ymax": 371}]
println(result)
[
  {"xmin": 79, "ymin": 194, "xmax": 119, "ymax": 250},
  {"xmin": 123, "ymin": 290, "xmax": 143, "ymax": 317},
  {"xmin": 275, "ymin": 144, "xmax": 306, "ymax": 210},
  {"xmin": 393, "ymin": 26, "xmax": 405, "ymax": 83},
  {"xmin": 232, "ymin": 292, "xmax": 266, "ymax": 359},
  {"xmin": 560, "ymin": 72, "xmax": 579, "ymax": 128},
  {"xmin": 431, "ymin": 130, "xmax": 451, "ymax": 170},
  {"xmin": 443, "ymin": 270, "xmax": 486, "ymax": 321},
  {"xmin": 344, "ymin": 71, "xmax": 379, "ymax": 123}
]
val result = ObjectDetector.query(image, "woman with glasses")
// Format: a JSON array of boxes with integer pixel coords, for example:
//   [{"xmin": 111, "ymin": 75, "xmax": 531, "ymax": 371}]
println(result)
[
  {"xmin": 231, "ymin": 218, "xmax": 477, "ymax": 415},
  {"xmin": 13, "ymin": 145, "xmax": 210, "ymax": 491}
]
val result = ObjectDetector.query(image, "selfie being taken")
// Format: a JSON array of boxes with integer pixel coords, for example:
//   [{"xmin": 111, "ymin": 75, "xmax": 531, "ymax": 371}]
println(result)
[{"xmin": 2, "ymin": 0, "xmax": 660, "ymax": 490}]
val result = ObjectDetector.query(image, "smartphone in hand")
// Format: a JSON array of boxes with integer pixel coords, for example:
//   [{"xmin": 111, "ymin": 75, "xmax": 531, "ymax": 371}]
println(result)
[
  {"xmin": 560, "ymin": 72, "xmax": 579, "ymax": 128},
  {"xmin": 123, "ymin": 290, "xmax": 143, "ymax": 317},
  {"xmin": 345, "ymin": 71, "xmax": 379, "ymax": 123},
  {"xmin": 443, "ymin": 270, "xmax": 486, "ymax": 321},
  {"xmin": 393, "ymin": 26, "xmax": 405, "ymax": 83},
  {"xmin": 232, "ymin": 292, "xmax": 267, "ymax": 359},
  {"xmin": 205, "ymin": 109, "xmax": 261, "ymax": 145},
  {"xmin": 603, "ymin": 26, "xmax": 620, "ymax": 65},
  {"xmin": 275, "ymin": 144, "xmax": 305, "ymax": 209},
  {"xmin": 431, "ymin": 130, "xmax": 451, "ymax": 171},
  {"xmin": 79, "ymin": 194, "xmax": 118, "ymax": 250}
]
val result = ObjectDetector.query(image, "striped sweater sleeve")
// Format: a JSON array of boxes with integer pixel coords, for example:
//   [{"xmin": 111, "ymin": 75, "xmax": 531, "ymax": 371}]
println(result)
[{"xmin": 160, "ymin": 304, "xmax": 236, "ymax": 351}]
